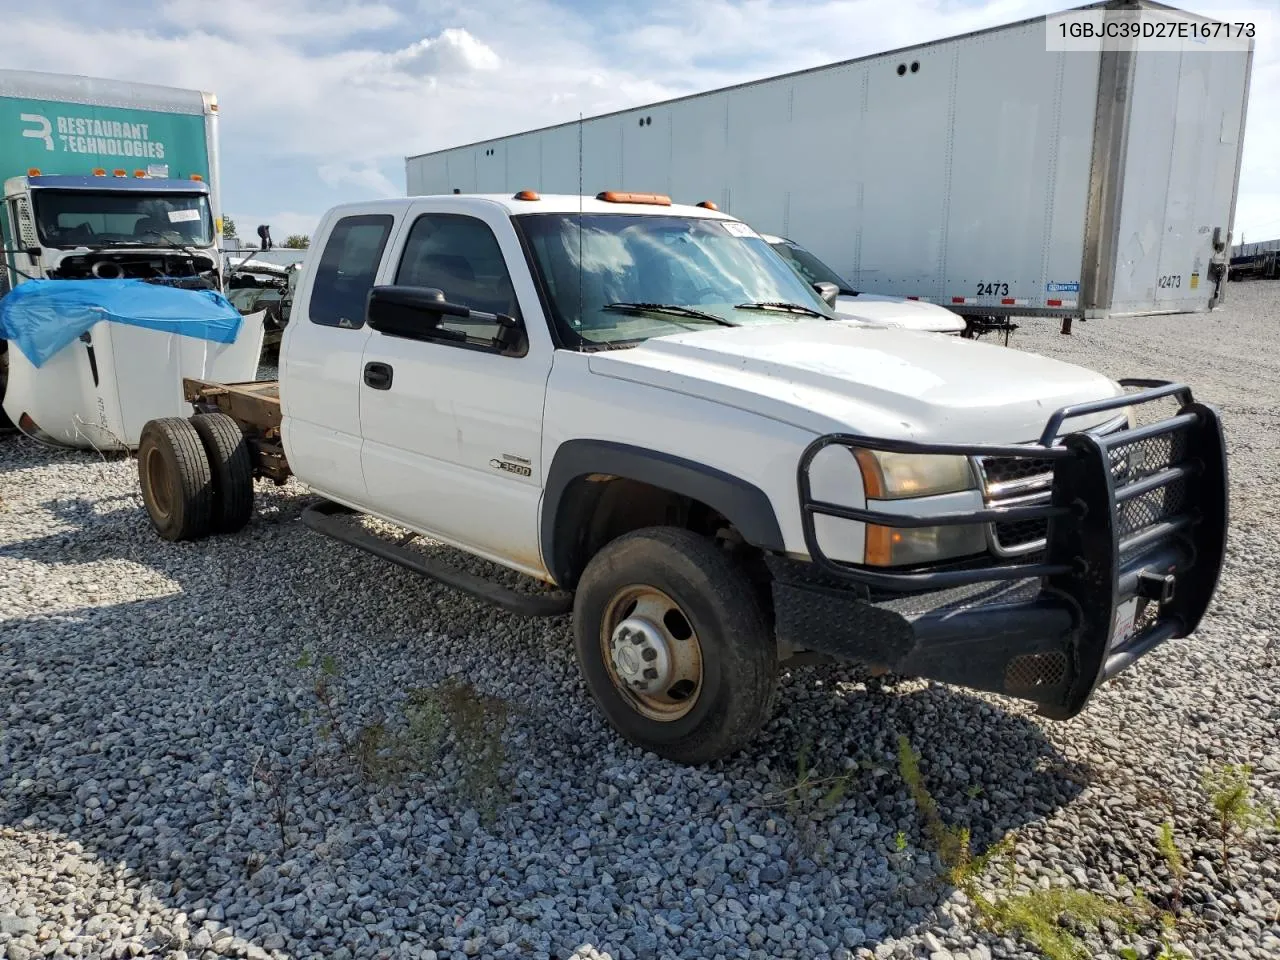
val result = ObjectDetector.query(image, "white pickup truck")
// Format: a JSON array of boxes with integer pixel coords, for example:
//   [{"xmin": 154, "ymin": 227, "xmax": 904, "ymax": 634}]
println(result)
[{"xmin": 135, "ymin": 191, "xmax": 1229, "ymax": 765}]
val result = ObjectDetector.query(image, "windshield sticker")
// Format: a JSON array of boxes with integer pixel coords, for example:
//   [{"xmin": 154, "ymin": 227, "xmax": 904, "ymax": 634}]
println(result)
[
  {"xmin": 721, "ymin": 221, "xmax": 757, "ymax": 239},
  {"xmin": 168, "ymin": 209, "xmax": 201, "ymax": 223}
]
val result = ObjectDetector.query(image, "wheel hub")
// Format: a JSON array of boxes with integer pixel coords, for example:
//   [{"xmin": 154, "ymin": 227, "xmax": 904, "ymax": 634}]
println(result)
[{"xmin": 609, "ymin": 617, "xmax": 672, "ymax": 694}]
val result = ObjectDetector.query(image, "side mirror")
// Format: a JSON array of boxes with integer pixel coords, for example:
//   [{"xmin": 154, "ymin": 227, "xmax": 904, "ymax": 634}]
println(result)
[
  {"xmin": 813, "ymin": 281, "xmax": 840, "ymax": 309},
  {"xmin": 366, "ymin": 285, "xmax": 466, "ymax": 336},
  {"xmin": 366, "ymin": 285, "xmax": 520, "ymax": 350}
]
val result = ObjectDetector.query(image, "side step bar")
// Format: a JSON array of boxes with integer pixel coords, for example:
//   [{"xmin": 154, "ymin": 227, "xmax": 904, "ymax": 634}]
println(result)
[{"xmin": 300, "ymin": 500, "xmax": 573, "ymax": 618}]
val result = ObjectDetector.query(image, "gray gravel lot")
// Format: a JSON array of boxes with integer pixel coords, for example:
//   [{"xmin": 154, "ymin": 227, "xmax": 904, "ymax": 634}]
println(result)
[{"xmin": 1, "ymin": 282, "xmax": 1278, "ymax": 960}]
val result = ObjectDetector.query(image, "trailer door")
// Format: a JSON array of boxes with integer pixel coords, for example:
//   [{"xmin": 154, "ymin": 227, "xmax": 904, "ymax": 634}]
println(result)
[{"xmin": 1110, "ymin": 47, "xmax": 1250, "ymax": 315}]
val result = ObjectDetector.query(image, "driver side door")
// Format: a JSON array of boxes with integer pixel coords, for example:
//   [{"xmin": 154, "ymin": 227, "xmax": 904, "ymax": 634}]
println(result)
[{"xmin": 358, "ymin": 203, "xmax": 553, "ymax": 576}]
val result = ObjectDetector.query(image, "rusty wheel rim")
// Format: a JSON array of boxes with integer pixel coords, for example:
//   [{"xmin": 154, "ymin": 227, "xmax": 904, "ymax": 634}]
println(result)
[
  {"xmin": 600, "ymin": 584, "xmax": 703, "ymax": 722},
  {"xmin": 145, "ymin": 445, "xmax": 173, "ymax": 521}
]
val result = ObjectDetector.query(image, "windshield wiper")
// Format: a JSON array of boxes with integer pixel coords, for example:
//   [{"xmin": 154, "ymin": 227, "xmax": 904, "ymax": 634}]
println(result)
[
  {"xmin": 142, "ymin": 236, "xmax": 210, "ymax": 258},
  {"xmin": 604, "ymin": 302, "xmax": 736, "ymax": 328},
  {"xmin": 734, "ymin": 300, "xmax": 828, "ymax": 318}
]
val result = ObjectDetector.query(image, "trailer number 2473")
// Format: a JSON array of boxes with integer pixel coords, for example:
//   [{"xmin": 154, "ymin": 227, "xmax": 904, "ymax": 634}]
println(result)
[
  {"xmin": 1158, "ymin": 275, "xmax": 1182, "ymax": 289},
  {"xmin": 976, "ymin": 282, "xmax": 1009, "ymax": 297}
]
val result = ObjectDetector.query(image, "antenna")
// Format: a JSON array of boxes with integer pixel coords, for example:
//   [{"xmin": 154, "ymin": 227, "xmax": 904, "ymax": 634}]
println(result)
[{"xmin": 577, "ymin": 112, "xmax": 584, "ymax": 330}]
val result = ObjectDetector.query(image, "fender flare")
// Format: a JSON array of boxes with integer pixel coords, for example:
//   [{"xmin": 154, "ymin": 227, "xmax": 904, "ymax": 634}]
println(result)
[{"xmin": 541, "ymin": 439, "xmax": 784, "ymax": 587}]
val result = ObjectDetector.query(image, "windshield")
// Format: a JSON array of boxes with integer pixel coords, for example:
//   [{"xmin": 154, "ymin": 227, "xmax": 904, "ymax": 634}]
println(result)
[
  {"xmin": 769, "ymin": 239, "xmax": 856, "ymax": 295},
  {"xmin": 32, "ymin": 190, "xmax": 214, "ymax": 249},
  {"xmin": 516, "ymin": 213, "xmax": 835, "ymax": 347}
]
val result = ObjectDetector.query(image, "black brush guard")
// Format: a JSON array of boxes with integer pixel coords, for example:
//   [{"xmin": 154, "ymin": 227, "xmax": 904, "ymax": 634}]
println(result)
[{"xmin": 774, "ymin": 380, "xmax": 1228, "ymax": 719}]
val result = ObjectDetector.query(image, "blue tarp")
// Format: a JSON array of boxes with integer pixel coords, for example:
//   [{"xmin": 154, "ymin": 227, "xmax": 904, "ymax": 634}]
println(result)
[{"xmin": 0, "ymin": 279, "xmax": 243, "ymax": 368}]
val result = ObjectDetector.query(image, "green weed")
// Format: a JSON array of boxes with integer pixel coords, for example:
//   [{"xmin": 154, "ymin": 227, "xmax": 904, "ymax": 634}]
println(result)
[
  {"xmin": 1201, "ymin": 762, "xmax": 1267, "ymax": 875},
  {"xmin": 896, "ymin": 734, "xmax": 1146, "ymax": 960},
  {"xmin": 295, "ymin": 651, "xmax": 512, "ymax": 819},
  {"xmin": 755, "ymin": 739, "xmax": 855, "ymax": 862}
]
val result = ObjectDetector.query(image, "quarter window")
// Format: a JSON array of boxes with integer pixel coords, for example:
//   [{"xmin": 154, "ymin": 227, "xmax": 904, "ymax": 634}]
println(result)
[{"xmin": 308, "ymin": 214, "xmax": 394, "ymax": 328}]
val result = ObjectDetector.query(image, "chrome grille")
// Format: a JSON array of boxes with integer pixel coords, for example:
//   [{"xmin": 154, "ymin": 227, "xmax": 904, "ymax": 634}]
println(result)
[{"xmin": 975, "ymin": 415, "xmax": 1129, "ymax": 556}]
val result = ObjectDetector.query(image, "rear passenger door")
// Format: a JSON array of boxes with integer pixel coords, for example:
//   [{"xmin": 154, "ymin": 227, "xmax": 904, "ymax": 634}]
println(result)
[
  {"xmin": 358, "ymin": 201, "xmax": 552, "ymax": 576},
  {"xmin": 280, "ymin": 208, "xmax": 398, "ymax": 506}
]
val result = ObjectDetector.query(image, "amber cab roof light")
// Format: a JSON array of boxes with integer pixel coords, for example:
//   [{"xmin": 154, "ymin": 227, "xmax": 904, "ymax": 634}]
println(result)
[
  {"xmin": 596, "ymin": 191, "xmax": 672, "ymax": 206},
  {"xmin": 696, "ymin": 200, "xmax": 718, "ymax": 210},
  {"xmin": 513, "ymin": 190, "xmax": 540, "ymax": 201}
]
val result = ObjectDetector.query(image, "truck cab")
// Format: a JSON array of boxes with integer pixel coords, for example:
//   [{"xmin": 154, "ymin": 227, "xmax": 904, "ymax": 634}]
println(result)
[
  {"xmin": 139, "ymin": 191, "xmax": 1229, "ymax": 765},
  {"xmin": 2, "ymin": 171, "xmax": 221, "ymax": 292}
]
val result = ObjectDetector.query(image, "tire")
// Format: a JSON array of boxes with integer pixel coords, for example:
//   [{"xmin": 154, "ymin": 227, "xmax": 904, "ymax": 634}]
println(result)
[
  {"xmin": 137, "ymin": 417, "xmax": 215, "ymax": 542},
  {"xmin": 190, "ymin": 413, "xmax": 254, "ymax": 534},
  {"xmin": 573, "ymin": 526, "xmax": 777, "ymax": 765}
]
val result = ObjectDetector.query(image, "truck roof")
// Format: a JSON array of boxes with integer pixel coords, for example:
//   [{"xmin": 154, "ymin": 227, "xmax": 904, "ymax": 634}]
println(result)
[
  {"xmin": 340, "ymin": 193, "xmax": 736, "ymax": 220},
  {"xmin": 23, "ymin": 175, "xmax": 209, "ymax": 193},
  {"xmin": 0, "ymin": 68, "xmax": 213, "ymax": 113}
]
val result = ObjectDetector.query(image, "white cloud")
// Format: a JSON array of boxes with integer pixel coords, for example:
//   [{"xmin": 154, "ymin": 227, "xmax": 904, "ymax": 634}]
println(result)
[
  {"xmin": 317, "ymin": 162, "xmax": 399, "ymax": 197},
  {"xmin": 387, "ymin": 29, "xmax": 500, "ymax": 77},
  {"xmin": 158, "ymin": 0, "xmax": 403, "ymax": 41}
]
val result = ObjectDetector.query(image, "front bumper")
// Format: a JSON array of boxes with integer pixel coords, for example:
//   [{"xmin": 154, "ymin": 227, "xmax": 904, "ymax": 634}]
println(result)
[{"xmin": 775, "ymin": 380, "xmax": 1228, "ymax": 719}]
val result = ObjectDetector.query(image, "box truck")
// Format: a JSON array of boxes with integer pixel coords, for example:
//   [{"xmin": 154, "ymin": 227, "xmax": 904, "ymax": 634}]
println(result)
[
  {"xmin": 405, "ymin": 0, "xmax": 1253, "ymax": 331},
  {"xmin": 0, "ymin": 69, "xmax": 263, "ymax": 449}
]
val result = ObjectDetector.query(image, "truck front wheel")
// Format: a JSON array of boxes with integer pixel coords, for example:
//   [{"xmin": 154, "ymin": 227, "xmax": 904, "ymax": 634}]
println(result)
[{"xmin": 573, "ymin": 527, "xmax": 777, "ymax": 765}]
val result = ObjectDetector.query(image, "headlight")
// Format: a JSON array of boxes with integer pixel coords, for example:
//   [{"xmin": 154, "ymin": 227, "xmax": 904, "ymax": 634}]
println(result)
[
  {"xmin": 853, "ymin": 449, "xmax": 984, "ymax": 567},
  {"xmin": 853, "ymin": 450, "xmax": 976, "ymax": 499}
]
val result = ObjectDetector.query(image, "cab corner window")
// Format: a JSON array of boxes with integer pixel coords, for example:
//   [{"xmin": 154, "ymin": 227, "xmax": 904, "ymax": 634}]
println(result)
[{"xmin": 308, "ymin": 214, "xmax": 394, "ymax": 328}]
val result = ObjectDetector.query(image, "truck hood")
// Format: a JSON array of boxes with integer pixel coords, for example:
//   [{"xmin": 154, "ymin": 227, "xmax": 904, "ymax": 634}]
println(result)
[
  {"xmin": 834, "ymin": 293, "xmax": 967, "ymax": 333},
  {"xmin": 588, "ymin": 321, "xmax": 1124, "ymax": 443}
]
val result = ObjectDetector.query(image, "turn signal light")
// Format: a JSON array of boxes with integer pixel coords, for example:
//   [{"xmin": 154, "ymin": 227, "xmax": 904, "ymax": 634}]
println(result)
[
  {"xmin": 596, "ymin": 191, "xmax": 672, "ymax": 206},
  {"xmin": 513, "ymin": 190, "xmax": 540, "ymax": 201}
]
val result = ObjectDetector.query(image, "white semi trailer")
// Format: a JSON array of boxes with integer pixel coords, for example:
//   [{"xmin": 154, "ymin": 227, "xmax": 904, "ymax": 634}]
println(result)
[{"xmin": 405, "ymin": 0, "xmax": 1253, "ymax": 332}]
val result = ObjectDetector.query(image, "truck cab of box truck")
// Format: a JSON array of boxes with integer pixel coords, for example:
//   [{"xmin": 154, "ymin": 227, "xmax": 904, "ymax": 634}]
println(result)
[
  {"xmin": 0, "ymin": 171, "xmax": 225, "ymax": 428},
  {"xmin": 1, "ymin": 172, "xmax": 221, "ymax": 292}
]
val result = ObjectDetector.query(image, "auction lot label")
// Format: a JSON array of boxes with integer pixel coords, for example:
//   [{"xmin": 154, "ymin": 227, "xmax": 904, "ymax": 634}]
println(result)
[{"xmin": 1046, "ymin": 8, "xmax": 1265, "ymax": 52}]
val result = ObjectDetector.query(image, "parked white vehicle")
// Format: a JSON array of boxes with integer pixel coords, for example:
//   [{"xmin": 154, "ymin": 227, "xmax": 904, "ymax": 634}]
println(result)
[
  {"xmin": 135, "ymin": 191, "xmax": 1228, "ymax": 764},
  {"xmin": 761, "ymin": 234, "xmax": 966, "ymax": 334}
]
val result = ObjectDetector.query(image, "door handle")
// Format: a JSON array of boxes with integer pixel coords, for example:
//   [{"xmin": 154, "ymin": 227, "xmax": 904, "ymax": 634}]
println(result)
[{"xmin": 364, "ymin": 361, "xmax": 393, "ymax": 390}]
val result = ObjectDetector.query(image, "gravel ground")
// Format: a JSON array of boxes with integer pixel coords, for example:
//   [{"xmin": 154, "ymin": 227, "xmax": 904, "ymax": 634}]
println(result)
[{"xmin": 2, "ymin": 282, "xmax": 1278, "ymax": 960}]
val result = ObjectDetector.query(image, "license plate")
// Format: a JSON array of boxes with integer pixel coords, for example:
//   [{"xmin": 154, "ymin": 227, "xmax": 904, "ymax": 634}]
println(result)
[{"xmin": 1112, "ymin": 597, "xmax": 1140, "ymax": 647}]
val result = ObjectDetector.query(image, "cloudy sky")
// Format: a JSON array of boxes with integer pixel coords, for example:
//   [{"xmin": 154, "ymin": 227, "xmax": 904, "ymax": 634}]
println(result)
[{"xmin": 2, "ymin": 0, "xmax": 1275, "ymax": 244}]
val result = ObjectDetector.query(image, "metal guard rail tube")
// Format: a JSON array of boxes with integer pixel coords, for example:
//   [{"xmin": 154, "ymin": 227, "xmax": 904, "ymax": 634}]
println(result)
[
  {"xmin": 1038, "ymin": 379, "xmax": 1193, "ymax": 446},
  {"xmin": 789, "ymin": 380, "xmax": 1230, "ymax": 720}
]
